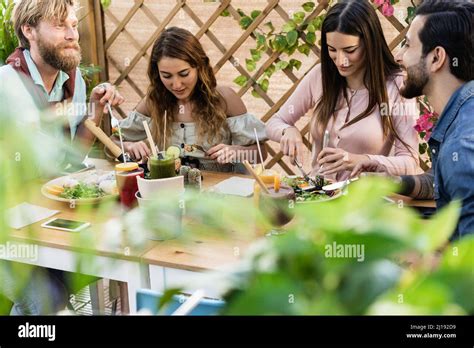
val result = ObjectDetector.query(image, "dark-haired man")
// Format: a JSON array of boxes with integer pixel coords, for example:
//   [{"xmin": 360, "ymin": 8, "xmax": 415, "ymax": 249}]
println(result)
[{"xmin": 353, "ymin": 0, "xmax": 474, "ymax": 239}]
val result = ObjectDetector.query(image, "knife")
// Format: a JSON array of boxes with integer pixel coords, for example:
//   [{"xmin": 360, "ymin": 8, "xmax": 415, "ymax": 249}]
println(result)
[{"xmin": 317, "ymin": 130, "xmax": 330, "ymax": 175}]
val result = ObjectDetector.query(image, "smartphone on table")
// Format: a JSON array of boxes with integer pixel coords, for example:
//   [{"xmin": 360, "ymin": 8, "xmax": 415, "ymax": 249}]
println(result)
[{"xmin": 41, "ymin": 218, "xmax": 90, "ymax": 232}]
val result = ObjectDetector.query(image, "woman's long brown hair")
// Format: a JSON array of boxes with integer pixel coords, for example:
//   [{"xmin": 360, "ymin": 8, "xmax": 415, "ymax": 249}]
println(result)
[
  {"xmin": 146, "ymin": 27, "xmax": 229, "ymax": 147},
  {"xmin": 315, "ymin": 0, "xmax": 413, "ymax": 153}
]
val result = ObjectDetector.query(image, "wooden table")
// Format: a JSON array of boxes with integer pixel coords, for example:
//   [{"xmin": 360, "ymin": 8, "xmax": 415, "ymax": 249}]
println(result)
[
  {"xmin": 2, "ymin": 158, "xmax": 254, "ymax": 311},
  {"xmin": 3, "ymin": 158, "xmax": 436, "ymax": 311},
  {"xmin": 3, "ymin": 161, "xmax": 156, "ymax": 312}
]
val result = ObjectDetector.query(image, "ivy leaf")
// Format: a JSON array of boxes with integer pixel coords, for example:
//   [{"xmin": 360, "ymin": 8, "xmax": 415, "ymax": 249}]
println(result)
[
  {"xmin": 419, "ymin": 142, "xmax": 427, "ymax": 154},
  {"xmin": 305, "ymin": 32, "xmax": 316, "ymax": 45},
  {"xmin": 237, "ymin": 8, "xmax": 246, "ymax": 17},
  {"xmin": 302, "ymin": 2, "xmax": 315, "ymax": 12},
  {"xmin": 251, "ymin": 10, "xmax": 262, "ymax": 19},
  {"xmin": 274, "ymin": 35, "xmax": 287, "ymax": 52},
  {"xmin": 289, "ymin": 59, "xmax": 302, "ymax": 71},
  {"xmin": 312, "ymin": 16, "xmax": 324, "ymax": 31},
  {"xmin": 282, "ymin": 20, "xmax": 296, "ymax": 33},
  {"xmin": 233, "ymin": 75, "xmax": 248, "ymax": 87},
  {"xmin": 264, "ymin": 21, "xmax": 275, "ymax": 34},
  {"xmin": 250, "ymin": 49, "xmax": 262, "ymax": 62},
  {"xmin": 307, "ymin": 24, "xmax": 316, "ymax": 33},
  {"xmin": 220, "ymin": 9, "xmax": 230, "ymax": 17},
  {"xmin": 101, "ymin": 0, "xmax": 112, "ymax": 9},
  {"xmin": 286, "ymin": 43, "xmax": 298, "ymax": 55},
  {"xmin": 286, "ymin": 30, "xmax": 298, "ymax": 47},
  {"xmin": 293, "ymin": 11, "xmax": 306, "ymax": 24},
  {"xmin": 297, "ymin": 43, "xmax": 311, "ymax": 56},
  {"xmin": 406, "ymin": 6, "xmax": 416, "ymax": 24},
  {"xmin": 240, "ymin": 16, "xmax": 253, "ymax": 30},
  {"xmin": 251, "ymin": 90, "xmax": 262, "ymax": 98},
  {"xmin": 264, "ymin": 64, "xmax": 276, "ymax": 78},
  {"xmin": 275, "ymin": 60, "xmax": 289, "ymax": 71},
  {"xmin": 256, "ymin": 34, "xmax": 266, "ymax": 49},
  {"xmin": 246, "ymin": 58, "xmax": 256, "ymax": 72},
  {"xmin": 259, "ymin": 78, "xmax": 270, "ymax": 93}
]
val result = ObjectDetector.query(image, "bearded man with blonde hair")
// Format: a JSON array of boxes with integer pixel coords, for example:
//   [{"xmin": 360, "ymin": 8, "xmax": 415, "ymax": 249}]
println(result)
[
  {"xmin": 0, "ymin": 0, "xmax": 124, "ymax": 315},
  {"xmin": 1, "ymin": 0, "xmax": 123, "ymax": 147}
]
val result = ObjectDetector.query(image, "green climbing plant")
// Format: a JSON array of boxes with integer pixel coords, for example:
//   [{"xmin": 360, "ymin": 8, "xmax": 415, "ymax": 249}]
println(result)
[
  {"xmin": 226, "ymin": 0, "xmax": 420, "ymax": 98},
  {"xmin": 229, "ymin": 1, "xmax": 331, "ymax": 98}
]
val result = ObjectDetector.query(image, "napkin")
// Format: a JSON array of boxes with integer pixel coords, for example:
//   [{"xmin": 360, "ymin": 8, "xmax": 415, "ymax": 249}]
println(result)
[
  {"xmin": 6, "ymin": 202, "xmax": 59, "ymax": 230},
  {"xmin": 211, "ymin": 177, "xmax": 255, "ymax": 197}
]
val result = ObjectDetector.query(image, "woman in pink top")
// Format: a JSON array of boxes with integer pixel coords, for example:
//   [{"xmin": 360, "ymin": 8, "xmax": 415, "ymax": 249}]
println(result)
[{"xmin": 266, "ymin": 0, "xmax": 422, "ymax": 181}]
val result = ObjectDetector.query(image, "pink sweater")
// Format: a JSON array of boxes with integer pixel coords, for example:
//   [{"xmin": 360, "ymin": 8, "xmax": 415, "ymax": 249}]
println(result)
[{"xmin": 266, "ymin": 64, "xmax": 422, "ymax": 181}]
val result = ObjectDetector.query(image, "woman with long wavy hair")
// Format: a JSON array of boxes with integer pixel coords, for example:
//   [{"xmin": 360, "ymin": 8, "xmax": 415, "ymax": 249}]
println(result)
[
  {"xmin": 266, "ymin": 0, "xmax": 422, "ymax": 181},
  {"xmin": 114, "ymin": 27, "xmax": 267, "ymax": 172}
]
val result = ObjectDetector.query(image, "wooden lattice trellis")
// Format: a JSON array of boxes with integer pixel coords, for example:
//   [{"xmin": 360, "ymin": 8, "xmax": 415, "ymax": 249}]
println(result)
[{"xmin": 87, "ymin": 0, "xmax": 414, "ymax": 175}]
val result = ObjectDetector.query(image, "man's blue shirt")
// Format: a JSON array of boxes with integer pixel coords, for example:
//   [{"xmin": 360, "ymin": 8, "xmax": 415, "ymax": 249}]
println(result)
[{"xmin": 429, "ymin": 80, "xmax": 474, "ymax": 239}]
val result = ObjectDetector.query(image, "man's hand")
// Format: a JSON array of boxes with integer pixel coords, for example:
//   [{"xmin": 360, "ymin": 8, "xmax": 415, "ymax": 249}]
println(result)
[
  {"xmin": 90, "ymin": 82, "xmax": 124, "ymax": 116},
  {"xmin": 350, "ymin": 159, "xmax": 388, "ymax": 178}
]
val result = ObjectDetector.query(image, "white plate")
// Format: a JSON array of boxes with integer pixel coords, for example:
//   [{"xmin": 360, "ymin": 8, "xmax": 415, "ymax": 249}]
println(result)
[
  {"xmin": 41, "ymin": 170, "xmax": 118, "ymax": 204},
  {"xmin": 296, "ymin": 190, "xmax": 343, "ymax": 204},
  {"xmin": 283, "ymin": 175, "xmax": 342, "ymax": 204}
]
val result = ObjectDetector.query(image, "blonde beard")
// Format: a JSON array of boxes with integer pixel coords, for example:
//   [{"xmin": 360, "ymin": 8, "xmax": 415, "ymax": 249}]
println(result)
[{"xmin": 37, "ymin": 38, "xmax": 82, "ymax": 72}]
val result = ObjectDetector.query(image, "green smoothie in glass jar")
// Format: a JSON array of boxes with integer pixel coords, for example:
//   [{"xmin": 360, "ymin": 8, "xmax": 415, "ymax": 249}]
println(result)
[{"xmin": 149, "ymin": 153, "xmax": 176, "ymax": 179}]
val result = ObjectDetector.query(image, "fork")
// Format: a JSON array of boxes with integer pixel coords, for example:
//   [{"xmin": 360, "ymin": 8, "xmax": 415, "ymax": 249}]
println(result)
[{"xmin": 294, "ymin": 158, "xmax": 316, "ymax": 186}]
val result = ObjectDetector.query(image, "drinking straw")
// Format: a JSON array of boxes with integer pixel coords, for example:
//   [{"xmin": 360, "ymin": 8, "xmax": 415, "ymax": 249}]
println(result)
[
  {"xmin": 106, "ymin": 102, "xmax": 123, "ymax": 121},
  {"xmin": 254, "ymin": 128, "xmax": 264, "ymax": 165},
  {"xmin": 143, "ymin": 120, "xmax": 158, "ymax": 158},
  {"xmin": 117, "ymin": 124, "xmax": 126, "ymax": 163},
  {"xmin": 163, "ymin": 110, "xmax": 167, "ymax": 152},
  {"xmin": 107, "ymin": 102, "xmax": 127, "ymax": 162},
  {"xmin": 243, "ymin": 160, "xmax": 270, "ymax": 194}
]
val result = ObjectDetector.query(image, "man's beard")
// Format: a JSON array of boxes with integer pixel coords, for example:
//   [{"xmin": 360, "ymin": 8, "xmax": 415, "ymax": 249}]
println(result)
[
  {"xmin": 400, "ymin": 56, "xmax": 429, "ymax": 99},
  {"xmin": 38, "ymin": 37, "xmax": 81, "ymax": 72}
]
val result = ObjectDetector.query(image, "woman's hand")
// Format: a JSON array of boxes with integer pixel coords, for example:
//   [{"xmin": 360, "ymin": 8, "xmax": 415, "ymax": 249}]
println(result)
[
  {"xmin": 207, "ymin": 144, "xmax": 244, "ymax": 164},
  {"xmin": 317, "ymin": 147, "xmax": 369, "ymax": 176},
  {"xmin": 280, "ymin": 127, "xmax": 304, "ymax": 164},
  {"xmin": 124, "ymin": 141, "xmax": 151, "ymax": 161}
]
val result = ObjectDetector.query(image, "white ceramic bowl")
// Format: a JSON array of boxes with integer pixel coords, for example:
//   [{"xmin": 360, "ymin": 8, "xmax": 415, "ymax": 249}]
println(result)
[{"xmin": 137, "ymin": 175, "xmax": 184, "ymax": 200}]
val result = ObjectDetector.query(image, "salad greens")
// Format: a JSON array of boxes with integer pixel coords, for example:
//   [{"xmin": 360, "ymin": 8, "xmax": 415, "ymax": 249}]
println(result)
[
  {"xmin": 60, "ymin": 183, "xmax": 106, "ymax": 199},
  {"xmin": 283, "ymin": 176, "xmax": 337, "ymax": 202}
]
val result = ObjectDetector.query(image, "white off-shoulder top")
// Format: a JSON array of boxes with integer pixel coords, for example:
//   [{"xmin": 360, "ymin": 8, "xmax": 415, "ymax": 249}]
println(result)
[{"xmin": 118, "ymin": 110, "xmax": 268, "ymax": 172}]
